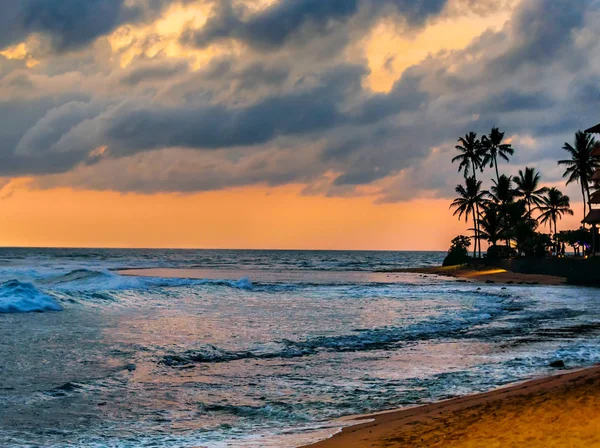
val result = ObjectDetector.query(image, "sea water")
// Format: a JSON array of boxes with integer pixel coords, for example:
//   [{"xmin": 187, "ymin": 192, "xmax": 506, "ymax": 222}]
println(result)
[{"xmin": 1, "ymin": 248, "xmax": 599, "ymax": 447}]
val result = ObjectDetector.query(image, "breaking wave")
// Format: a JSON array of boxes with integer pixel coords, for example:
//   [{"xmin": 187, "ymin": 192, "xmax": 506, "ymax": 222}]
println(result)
[
  {"xmin": 42, "ymin": 269, "xmax": 253, "ymax": 292},
  {"xmin": 0, "ymin": 279, "xmax": 62, "ymax": 313}
]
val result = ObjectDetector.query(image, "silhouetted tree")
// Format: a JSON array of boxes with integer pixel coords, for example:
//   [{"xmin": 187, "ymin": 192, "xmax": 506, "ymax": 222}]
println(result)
[
  {"xmin": 452, "ymin": 132, "xmax": 483, "ymax": 180},
  {"xmin": 443, "ymin": 235, "xmax": 472, "ymax": 266},
  {"xmin": 452, "ymin": 133, "xmax": 484, "ymax": 256},
  {"xmin": 488, "ymin": 174, "xmax": 516, "ymax": 205},
  {"xmin": 514, "ymin": 167, "xmax": 547, "ymax": 216},
  {"xmin": 536, "ymin": 187, "xmax": 574, "ymax": 236},
  {"xmin": 481, "ymin": 127, "xmax": 514, "ymax": 183},
  {"xmin": 502, "ymin": 200, "xmax": 530, "ymax": 248},
  {"xmin": 558, "ymin": 131, "xmax": 598, "ymax": 220},
  {"xmin": 477, "ymin": 205, "xmax": 504, "ymax": 247},
  {"xmin": 450, "ymin": 177, "xmax": 486, "ymax": 258}
]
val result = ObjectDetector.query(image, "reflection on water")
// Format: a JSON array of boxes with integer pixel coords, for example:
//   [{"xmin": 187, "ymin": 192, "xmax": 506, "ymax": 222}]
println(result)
[{"xmin": 0, "ymin": 249, "xmax": 599, "ymax": 447}]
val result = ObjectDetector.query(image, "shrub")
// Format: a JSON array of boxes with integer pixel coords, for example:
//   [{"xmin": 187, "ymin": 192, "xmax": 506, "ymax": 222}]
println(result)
[{"xmin": 443, "ymin": 235, "xmax": 471, "ymax": 266}]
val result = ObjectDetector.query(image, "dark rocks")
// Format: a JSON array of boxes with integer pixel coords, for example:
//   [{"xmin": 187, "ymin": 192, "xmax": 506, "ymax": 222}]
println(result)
[
  {"xmin": 485, "ymin": 280, "xmax": 495, "ymax": 284},
  {"xmin": 549, "ymin": 360, "xmax": 565, "ymax": 368}
]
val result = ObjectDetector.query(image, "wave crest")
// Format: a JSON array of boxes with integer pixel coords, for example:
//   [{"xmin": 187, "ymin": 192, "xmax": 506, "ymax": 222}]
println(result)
[
  {"xmin": 43, "ymin": 269, "xmax": 253, "ymax": 292},
  {"xmin": 0, "ymin": 279, "xmax": 62, "ymax": 313}
]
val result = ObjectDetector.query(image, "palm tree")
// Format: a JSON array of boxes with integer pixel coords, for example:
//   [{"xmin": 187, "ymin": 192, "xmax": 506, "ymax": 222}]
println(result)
[
  {"xmin": 488, "ymin": 174, "xmax": 516, "ymax": 205},
  {"xmin": 481, "ymin": 127, "xmax": 514, "ymax": 183},
  {"xmin": 536, "ymin": 187, "xmax": 574, "ymax": 236},
  {"xmin": 478, "ymin": 205, "xmax": 503, "ymax": 247},
  {"xmin": 452, "ymin": 132, "xmax": 483, "ymax": 181},
  {"xmin": 514, "ymin": 167, "xmax": 547, "ymax": 216},
  {"xmin": 450, "ymin": 176, "xmax": 486, "ymax": 258},
  {"xmin": 558, "ymin": 131, "xmax": 598, "ymax": 220},
  {"xmin": 452, "ymin": 132, "xmax": 483, "ymax": 256}
]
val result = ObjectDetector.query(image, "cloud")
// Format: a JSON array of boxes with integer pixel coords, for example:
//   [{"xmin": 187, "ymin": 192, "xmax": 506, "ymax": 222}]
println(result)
[
  {"xmin": 119, "ymin": 60, "xmax": 190, "ymax": 86},
  {"xmin": 3, "ymin": 0, "xmax": 600, "ymax": 205},
  {"xmin": 0, "ymin": 0, "xmax": 172, "ymax": 52},
  {"xmin": 182, "ymin": 0, "xmax": 448, "ymax": 51}
]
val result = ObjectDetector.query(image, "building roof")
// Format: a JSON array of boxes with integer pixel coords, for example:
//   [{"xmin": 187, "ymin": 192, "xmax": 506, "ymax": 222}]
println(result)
[
  {"xmin": 592, "ymin": 170, "xmax": 600, "ymax": 181},
  {"xmin": 586, "ymin": 123, "xmax": 600, "ymax": 134},
  {"xmin": 590, "ymin": 190, "xmax": 600, "ymax": 204},
  {"xmin": 593, "ymin": 143, "xmax": 600, "ymax": 157},
  {"xmin": 583, "ymin": 209, "xmax": 600, "ymax": 224}
]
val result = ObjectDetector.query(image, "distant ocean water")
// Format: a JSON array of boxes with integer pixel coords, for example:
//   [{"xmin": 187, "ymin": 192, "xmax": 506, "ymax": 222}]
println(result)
[{"xmin": 1, "ymin": 248, "xmax": 600, "ymax": 447}]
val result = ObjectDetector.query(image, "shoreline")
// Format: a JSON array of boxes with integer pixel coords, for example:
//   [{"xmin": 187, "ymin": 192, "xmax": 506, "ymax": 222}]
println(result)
[
  {"xmin": 119, "ymin": 264, "xmax": 568, "ymax": 286},
  {"xmin": 387, "ymin": 264, "xmax": 567, "ymax": 286},
  {"xmin": 304, "ymin": 364, "xmax": 600, "ymax": 447},
  {"xmin": 117, "ymin": 265, "xmax": 597, "ymax": 447}
]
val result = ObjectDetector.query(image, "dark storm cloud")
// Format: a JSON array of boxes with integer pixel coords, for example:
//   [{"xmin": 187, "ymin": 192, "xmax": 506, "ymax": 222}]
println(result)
[
  {"xmin": 183, "ymin": 0, "xmax": 448, "ymax": 50},
  {"xmin": 0, "ymin": 0, "xmax": 172, "ymax": 52},
  {"xmin": 0, "ymin": 94, "xmax": 93, "ymax": 176},
  {"xmin": 488, "ymin": 0, "xmax": 591, "ymax": 73},
  {"xmin": 54, "ymin": 64, "xmax": 367, "ymax": 157},
  {"xmin": 5, "ymin": 0, "xmax": 600, "ymax": 201}
]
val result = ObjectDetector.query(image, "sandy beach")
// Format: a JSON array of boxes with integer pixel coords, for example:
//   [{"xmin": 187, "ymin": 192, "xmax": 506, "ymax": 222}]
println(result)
[
  {"xmin": 305, "ymin": 364, "xmax": 600, "ymax": 448},
  {"xmin": 393, "ymin": 265, "xmax": 567, "ymax": 286}
]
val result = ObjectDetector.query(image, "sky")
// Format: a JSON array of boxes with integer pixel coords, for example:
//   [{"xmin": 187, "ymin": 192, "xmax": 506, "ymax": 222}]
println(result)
[{"xmin": 0, "ymin": 0, "xmax": 599, "ymax": 249}]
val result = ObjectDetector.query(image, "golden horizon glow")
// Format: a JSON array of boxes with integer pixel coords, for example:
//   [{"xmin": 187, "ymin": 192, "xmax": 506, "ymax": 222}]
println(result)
[
  {"xmin": 0, "ymin": 179, "xmax": 585, "ymax": 250},
  {"xmin": 0, "ymin": 182, "xmax": 471, "ymax": 250}
]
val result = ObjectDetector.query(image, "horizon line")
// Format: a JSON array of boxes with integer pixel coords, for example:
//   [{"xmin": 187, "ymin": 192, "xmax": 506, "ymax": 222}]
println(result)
[{"xmin": 0, "ymin": 245, "xmax": 447, "ymax": 252}]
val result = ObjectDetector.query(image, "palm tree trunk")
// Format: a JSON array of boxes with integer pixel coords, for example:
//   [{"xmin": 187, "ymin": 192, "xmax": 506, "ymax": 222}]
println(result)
[
  {"xmin": 494, "ymin": 155, "xmax": 500, "ymax": 184},
  {"xmin": 475, "ymin": 205, "xmax": 481, "ymax": 258},
  {"xmin": 471, "ymin": 160, "xmax": 481, "ymax": 258},
  {"xmin": 581, "ymin": 182, "xmax": 587, "ymax": 222},
  {"xmin": 472, "ymin": 212, "xmax": 477, "ymax": 259},
  {"xmin": 553, "ymin": 216, "xmax": 557, "ymax": 254},
  {"xmin": 585, "ymin": 182, "xmax": 592, "ymax": 220}
]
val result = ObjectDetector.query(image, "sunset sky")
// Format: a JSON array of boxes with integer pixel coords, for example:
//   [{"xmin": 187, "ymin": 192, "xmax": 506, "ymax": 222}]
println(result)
[{"xmin": 0, "ymin": 0, "xmax": 598, "ymax": 249}]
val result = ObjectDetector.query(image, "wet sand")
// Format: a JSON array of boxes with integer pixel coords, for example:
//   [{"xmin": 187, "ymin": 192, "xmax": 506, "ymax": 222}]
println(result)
[
  {"xmin": 305, "ymin": 364, "xmax": 600, "ymax": 448},
  {"xmin": 395, "ymin": 265, "xmax": 567, "ymax": 286}
]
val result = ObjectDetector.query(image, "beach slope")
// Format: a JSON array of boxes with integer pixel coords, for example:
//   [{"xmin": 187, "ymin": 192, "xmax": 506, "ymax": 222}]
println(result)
[
  {"xmin": 393, "ymin": 265, "xmax": 567, "ymax": 285},
  {"xmin": 305, "ymin": 365, "xmax": 600, "ymax": 447}
]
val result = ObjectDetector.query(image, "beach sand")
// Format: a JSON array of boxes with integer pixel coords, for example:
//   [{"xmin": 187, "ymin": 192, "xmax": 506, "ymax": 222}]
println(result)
[
  {"xmin": 305, "ymin": 364, "xmax": 600, "ymax": 448},
  {"xmin": 397, "ymin": 265, "xmax": 567, "ymax": 286}
]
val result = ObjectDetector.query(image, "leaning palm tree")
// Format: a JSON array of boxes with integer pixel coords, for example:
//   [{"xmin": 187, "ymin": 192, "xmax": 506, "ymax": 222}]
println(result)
[
  {"xmin": 514, "ymin": 167, "xmax": 547, "ymax": 216},
  {"xmin": 452, "ymin": 132, "xmax": 483, "ymax": 181},
  {"xmin": 536, "ymin": 187, "xmax": 574, "ymax": 236},
  {"xmin": 450, "ymin": 176, "xmax": 486, "ymax": 258},
  {"xmin": 558, "ymin": 131, "xmax": 598, "ymax": 220},
  {"xmin": 488, "ymin": 174, "xmax": 516, "ymax": 205},
  {"xmin": 481, "ymin": 127, "xmax": 514, "ymax": 183}
]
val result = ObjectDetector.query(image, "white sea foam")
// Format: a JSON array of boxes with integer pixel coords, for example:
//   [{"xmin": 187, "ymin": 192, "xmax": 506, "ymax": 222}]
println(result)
[
  {"xmin": 43, "ymin": 268, "xmax": 252, "ymax": 292},
  {"xmin": 0, "ymin": 279, "xmax": 62, "ymax": 313}
]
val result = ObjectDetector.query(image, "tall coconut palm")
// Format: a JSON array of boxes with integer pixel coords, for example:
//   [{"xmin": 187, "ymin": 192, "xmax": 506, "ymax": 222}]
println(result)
[
  {"xmin": 452, "ymin": 132, "xmax": 483, "ymax": 256},
  {"xmin": 558, "ymin": 131, "xmax": 598, "ymax": 220},
  {"xmin": 481, "ymin": 127, "xmax": 514, "ymax": 183},
  {"xmin": 450, "ymin": 176, "xmax": 486, "ymax": 258},
  {"xmin": 536, "ymin": 187, "xmax": 574, "ymax": 236},
  {"xmin": 488, "ymin": 174, "xmax": 516, "ymax": 205},
  {"xmin": 514, "ymin": 167, "xmax": 547, "ymax": 216},
  {"xmin": 452, "ymin": 132, "xmax": 483, "ymax": 181}
]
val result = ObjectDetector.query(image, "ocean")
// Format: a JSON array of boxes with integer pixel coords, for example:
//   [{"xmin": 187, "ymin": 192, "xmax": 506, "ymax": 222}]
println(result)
[{"xmin": 1, "ymin": 248, "xmax": 599, "ymax": 447}]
